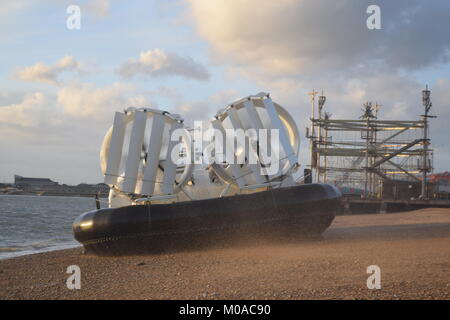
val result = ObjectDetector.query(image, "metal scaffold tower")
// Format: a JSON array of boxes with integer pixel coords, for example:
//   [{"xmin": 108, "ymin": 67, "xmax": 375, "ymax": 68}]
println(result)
[{"xmin": 306, "ymin": 87, "xmax": 435, "ymax": 199}]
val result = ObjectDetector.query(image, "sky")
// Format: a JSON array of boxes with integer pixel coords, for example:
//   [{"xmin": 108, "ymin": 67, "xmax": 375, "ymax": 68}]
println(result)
[{"xmin": 0, "ymin": 0, "xmax": 449, "ymax": 184}]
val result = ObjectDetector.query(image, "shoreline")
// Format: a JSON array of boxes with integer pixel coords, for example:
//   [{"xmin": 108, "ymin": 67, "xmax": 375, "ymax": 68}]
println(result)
[
  {"xmin": 0, "ymin": 243, "xmax": 81, "ymax": 261},
  {"xmin": 0, "ymin": 193, "xmax": 108, "ymax": 198},
  {"xmin": 1, "ymin": 208, "xmax": 449, "ymax": 300}
]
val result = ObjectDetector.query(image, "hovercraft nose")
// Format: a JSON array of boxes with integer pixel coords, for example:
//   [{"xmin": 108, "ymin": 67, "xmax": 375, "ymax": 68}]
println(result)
[{"xmin": 72, "ymin": 210, "xmax": 96, "ymax": 243}]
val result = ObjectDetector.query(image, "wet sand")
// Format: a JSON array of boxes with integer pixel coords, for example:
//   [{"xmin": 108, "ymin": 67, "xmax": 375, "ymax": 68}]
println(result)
[{"xmin": 1, "ymin": 208, "xmax": 449, "ymax": 300}]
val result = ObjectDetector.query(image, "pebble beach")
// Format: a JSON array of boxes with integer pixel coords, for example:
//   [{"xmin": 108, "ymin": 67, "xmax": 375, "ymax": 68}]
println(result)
[{"xmin": 1, "ymin": 208, "xmax": 449, "ymax": 300}]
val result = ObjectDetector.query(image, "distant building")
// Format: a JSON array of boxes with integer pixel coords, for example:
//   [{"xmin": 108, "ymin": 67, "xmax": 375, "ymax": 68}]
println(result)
[
  {"xmin": 428, "ymin": 171, "xmax": 450, "ymax": 185},
  {"xmin": 428, "ymin": 172, "xmax": 450, "ymax": 198},
  {"xmin": 13, "ymin": 175, "xmax": 109, "ymax": 197},
  {"xmin": 14, "ymin": 175, "xmax": 59, "ymax": 190}
]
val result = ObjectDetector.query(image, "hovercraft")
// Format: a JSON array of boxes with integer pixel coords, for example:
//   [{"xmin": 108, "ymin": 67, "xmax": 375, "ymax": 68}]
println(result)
[{"xmin": 73, "ymin": 93, "xmax": 342, "ymax": 254}]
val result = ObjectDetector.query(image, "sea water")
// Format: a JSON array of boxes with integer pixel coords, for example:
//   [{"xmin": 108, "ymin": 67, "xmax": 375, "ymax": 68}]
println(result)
[{"xmin": 0, "ymin": 194, "xmax": 98, "ymax": 259}]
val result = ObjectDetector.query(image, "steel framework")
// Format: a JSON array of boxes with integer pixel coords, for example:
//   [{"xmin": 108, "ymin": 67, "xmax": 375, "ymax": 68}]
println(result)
[{"xmin": 306, "ymin": 87, "xmax": 435, "ymax": 199}]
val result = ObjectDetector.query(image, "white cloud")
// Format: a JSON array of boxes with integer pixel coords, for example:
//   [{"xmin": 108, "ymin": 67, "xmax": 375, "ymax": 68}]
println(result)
[
  {"xmin": 15, "ymin": 55, "xmax": 82, "ymax": 85},
  {"xmin": 0, "ymin": 92, "xmax": 49, "ymax": 127},
  {"xmin": 56, "ymin": 82, "xmax": 152, "ymax": 120},
  {"xmin": 0, "ymin": 81, "xmax": 153, "ymax": 127},
  {"xmin": 117, "ymin": 49, "xmax": 210, "ymax": 80}
]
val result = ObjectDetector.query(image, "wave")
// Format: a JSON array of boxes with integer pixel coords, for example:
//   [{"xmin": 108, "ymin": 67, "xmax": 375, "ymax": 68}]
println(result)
[{"xmin": 0, "ymin": 239, "xmax": 80, "ymax": 259}]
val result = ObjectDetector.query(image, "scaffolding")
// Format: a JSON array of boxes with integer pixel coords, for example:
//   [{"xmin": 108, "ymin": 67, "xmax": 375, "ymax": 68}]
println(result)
[{"xmin": 306, "ymin": 87, "xmax": 435, "ymax": 199}]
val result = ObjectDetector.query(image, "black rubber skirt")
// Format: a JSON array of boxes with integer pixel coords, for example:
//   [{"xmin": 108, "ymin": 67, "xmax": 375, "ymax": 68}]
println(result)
[{"xmin": 73, "ymin": 184, "xmax": 341, "ymax": 254}]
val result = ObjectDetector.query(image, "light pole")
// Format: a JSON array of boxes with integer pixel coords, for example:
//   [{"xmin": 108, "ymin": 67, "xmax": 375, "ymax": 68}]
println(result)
[
  {"xmin": 308, "ymin": 90, "xmax": 318, "ymax": 182},
  {"xmin": 318, "ymin": 94, "xmax": 326, "ymax": 118},
  {"xmin": 317, "ymin": 93, "xmax": 326, "ymax": 182},
  {"xmin": 420, "ymin": 85, "xmax": 432, "ymax": 199}
]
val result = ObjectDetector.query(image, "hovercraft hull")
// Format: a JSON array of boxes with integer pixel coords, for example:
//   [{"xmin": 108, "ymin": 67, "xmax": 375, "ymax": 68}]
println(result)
[{"xmin": 73, "ymin": 184, "xmax": 341, "ymax": 254}]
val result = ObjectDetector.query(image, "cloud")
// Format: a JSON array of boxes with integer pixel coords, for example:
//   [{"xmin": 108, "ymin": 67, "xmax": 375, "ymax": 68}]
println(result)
[
  {"xmin": 0, "ymin": 92, "xmax": 46, "ymax": 123},
  {"xmin": 0, "ymin": 2, "xmax": 30, "ymax": 19},
  {"xmin": 15, "ymin": 55, "xmax": 83, "ymax": 85},
  {"xmin": 0, "ymin": 92, "xmax": 49, "ymax": 127},
  {"xmin": 117, "ymin": 49, "xmax": 210, "ymax": 80},
  {"xmin": 86, "ymin": 0, "xmax": 110, "ymax": 18},
  {"xmin": 0, "ymin": 82, "xmax": 153, "ymax": 127},
  {"xmin": 186, "ymin": 0, "xmax": 450, "ymax": 76},
  {"xmin": 184, "ymin": 0, "xmax": 450, "ymax": 171},
  {"xmin": 56, "ymin": 82, "xmax": 152, "ymax": 120}
]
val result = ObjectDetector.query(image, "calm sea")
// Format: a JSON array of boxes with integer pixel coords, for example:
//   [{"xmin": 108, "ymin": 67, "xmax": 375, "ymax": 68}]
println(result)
[{"xmin": 0, "ymin": 194, "xmax": 99, "ymax": 259}]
